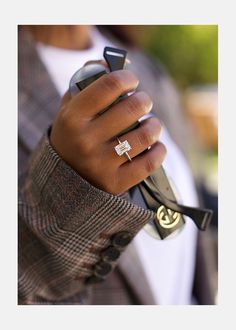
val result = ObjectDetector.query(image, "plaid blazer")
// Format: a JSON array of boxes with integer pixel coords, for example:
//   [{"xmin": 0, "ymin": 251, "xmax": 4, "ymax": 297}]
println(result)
[{"xmin": 18, "ymin": 28, "xmax": 216, "ymax": 305}]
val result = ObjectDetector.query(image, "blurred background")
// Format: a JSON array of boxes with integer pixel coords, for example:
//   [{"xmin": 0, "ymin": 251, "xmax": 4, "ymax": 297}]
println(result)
[
  {"xmin": 143, "ymin": 26, "xmax": 218, "ymax": 209},
  {"xmin": 104, "ymin": 25, "xmax": 218, "ymax": 302},
  {"xmin": 144, "ymin": 25, "xmax": 218, "ymax": 228},
  {"xmin": 103, "ymin": 25, "xmax": 218, "ymax": 230}
]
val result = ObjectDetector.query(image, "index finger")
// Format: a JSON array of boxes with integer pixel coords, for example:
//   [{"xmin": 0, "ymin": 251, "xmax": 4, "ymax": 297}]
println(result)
[
  {"xmin": 84, "ymin": 58, "xmax": 130, "ymax": 68},
  {"xmin": 68, "ymin": 69, "xmax": 139, "ymax": 119}
]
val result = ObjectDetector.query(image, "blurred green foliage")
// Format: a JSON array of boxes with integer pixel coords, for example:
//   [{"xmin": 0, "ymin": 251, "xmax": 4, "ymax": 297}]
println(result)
[{"xmin": 142, "ymin": 25, "xmax": 218, "ymax": 89}]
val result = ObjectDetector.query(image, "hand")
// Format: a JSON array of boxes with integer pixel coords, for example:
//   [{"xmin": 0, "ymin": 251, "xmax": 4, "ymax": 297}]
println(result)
[{"xmin": 50, "ymin": 69, "xmax": 166, "ymax": 195}]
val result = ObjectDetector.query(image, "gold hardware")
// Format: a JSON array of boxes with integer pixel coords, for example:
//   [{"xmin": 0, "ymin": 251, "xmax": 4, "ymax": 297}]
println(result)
[{"xmin": 156, "ymin": 205, "xmax": 181, "ymax": 229}]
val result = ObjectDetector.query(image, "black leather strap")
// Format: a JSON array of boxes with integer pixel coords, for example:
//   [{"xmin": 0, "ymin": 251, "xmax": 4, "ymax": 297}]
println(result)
[
  {"xmin": 140, "ymin": 175, "xmax": 213, "ymax": 231},
  {"xmin": 103, "ymin": 47, "xmax": 127, "ymax": 71}
]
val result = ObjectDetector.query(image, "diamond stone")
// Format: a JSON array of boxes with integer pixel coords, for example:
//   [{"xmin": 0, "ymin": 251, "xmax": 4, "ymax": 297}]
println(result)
[{"xmin": 114, "ymin": 140, "xmax": 131, "ymax": 156}]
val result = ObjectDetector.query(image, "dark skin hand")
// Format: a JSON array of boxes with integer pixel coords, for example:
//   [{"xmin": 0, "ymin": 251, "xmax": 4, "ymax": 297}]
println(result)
[
  {"xmin": 27, "ymin": 25, "xmax": 166, "ymax": 195},
  {"xmin": 50, "ymin": 68, "xmax": 166, "ymax": 195}
]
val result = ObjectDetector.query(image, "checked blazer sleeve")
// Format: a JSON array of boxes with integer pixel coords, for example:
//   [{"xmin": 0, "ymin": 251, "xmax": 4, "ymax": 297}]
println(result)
[{"xmin": 18, "ymin": 134, "xmax": 155, "ymax": 304}]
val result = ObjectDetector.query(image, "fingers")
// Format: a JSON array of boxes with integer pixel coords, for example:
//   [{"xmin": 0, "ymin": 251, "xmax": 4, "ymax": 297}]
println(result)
[
  {"xmin": 83, "ymin": 59, "xmax": 109, "ymax": 70},
  {"xmin": 117, "ymin": 142, "xmax": 167, "ymax": 193},
  {"xmin": 119, "ymin": 117, "xmax": 162, "ymax": 161},
  {"xmin": 84, "ymin": 58, "xmax": 130, "ymax": 68},
  {"xmin": 51, "ymin": 64, "xmax": 167, "ymax": 196},
  {"xmin": 90, "ymin": 91, "xmax": 153, "ymax": 141},
  {"xmin": 105, "ymin": 117, "xmax": 162, "ymax": 165},
  {"xmin": 68, "ymin": 70, "xmax": 139, "ymax": 119}
]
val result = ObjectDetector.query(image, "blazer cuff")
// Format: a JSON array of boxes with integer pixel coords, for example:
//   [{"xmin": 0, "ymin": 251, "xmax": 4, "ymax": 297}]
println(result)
[
  {"xmin": 19, "ymin": 134, "xmax": 155, "ymax": 302},
  {"xmin": 26, "ymin": 134, "xmax": 155, "ymax": 232}
]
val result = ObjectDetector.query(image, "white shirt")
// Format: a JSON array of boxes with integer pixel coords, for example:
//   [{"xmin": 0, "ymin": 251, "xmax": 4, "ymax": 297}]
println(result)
[{"xmin": 36, "ymin": 27, "xmax": 198, "ymax": 305}]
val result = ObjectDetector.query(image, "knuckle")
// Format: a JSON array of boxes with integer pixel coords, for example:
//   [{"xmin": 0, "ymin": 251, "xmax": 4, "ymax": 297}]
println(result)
[
  {"xmin": 101, "ymin": 70, "xmax": 139, "ymax": 95},
  {"xmin": 101, "ymin": 72, "xmax": 123, "ymax": 94},
  {"xmin": 126, "ymin": 94, "xmax": 143, "ymax": 118},
  {"xmin": 144, "ymin": 142, "xmax": 167, "ymax": 174},
  {"xmin": 145, "ymin": 157, "xmax": 157, "ymax": 174},
  {"xmin": 125, "ymin": 92, "xmax": 153, "ymax": 119},
  {"xmin": 137, "ymin": 91, "xmax": 153, "ymax": 113},
  {"xmin": 137, "ymin": 126, "xmax": 154, "ymax": 147},
  {"xmin": 122, "ymin": 69, "xmax": 139, "ymax": 85}
]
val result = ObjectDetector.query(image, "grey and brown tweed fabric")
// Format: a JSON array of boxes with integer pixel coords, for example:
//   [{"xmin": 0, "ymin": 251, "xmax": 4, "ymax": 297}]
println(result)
[
  {"xmin": 18, "ymin": 135, "xmax": 155, "ymax": 304},
  {"xmin": 18, "ymin": 27, "xmax": 216, "ymax": 305}
]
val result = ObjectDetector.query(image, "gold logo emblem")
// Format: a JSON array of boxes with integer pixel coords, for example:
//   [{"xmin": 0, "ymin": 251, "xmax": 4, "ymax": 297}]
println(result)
[{"xmin": 156, "ymin": 205, "xmax": 181, "ymax": 229}]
